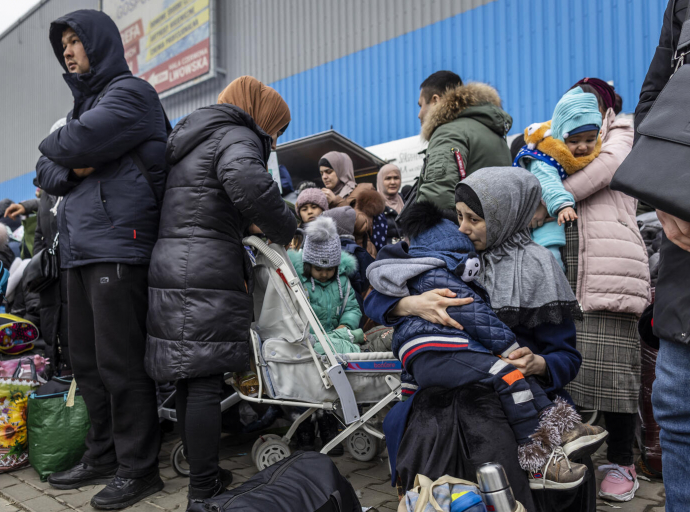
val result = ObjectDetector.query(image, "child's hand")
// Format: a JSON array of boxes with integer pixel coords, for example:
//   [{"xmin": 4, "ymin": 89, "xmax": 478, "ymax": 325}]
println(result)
[{"xmin": 557, "ymin": 207, "xmax": 578, "ymax": 226}]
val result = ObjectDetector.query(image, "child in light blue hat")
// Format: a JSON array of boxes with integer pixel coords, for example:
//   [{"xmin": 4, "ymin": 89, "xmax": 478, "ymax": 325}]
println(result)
[{"xmin": 514, "ymin": 87, "xmax": 603, "ymax": 270}]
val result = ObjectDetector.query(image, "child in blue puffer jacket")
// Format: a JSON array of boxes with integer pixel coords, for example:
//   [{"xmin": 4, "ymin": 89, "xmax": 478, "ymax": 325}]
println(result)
[
  {"xmin": 514, "ymin": 87, "xmax": 603, "ymax": 270},
  {"xmin": 367, "ymin": 202, "xmax": 605, "ymax": 489}
]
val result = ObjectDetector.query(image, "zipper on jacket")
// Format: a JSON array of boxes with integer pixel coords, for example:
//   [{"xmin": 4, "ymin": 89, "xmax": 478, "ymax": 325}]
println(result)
[{"xmin": 218, "ymin": 452, "xmax": 306, "ymax": 509}]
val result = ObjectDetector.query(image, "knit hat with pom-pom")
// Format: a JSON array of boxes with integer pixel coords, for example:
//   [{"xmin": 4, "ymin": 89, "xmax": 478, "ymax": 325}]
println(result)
[{"xmin": 302, "ymin": 216, "xmax": 341, "ymax": 269}]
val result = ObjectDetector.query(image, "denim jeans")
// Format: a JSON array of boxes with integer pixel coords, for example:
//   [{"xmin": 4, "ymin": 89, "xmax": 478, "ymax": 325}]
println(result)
[{"xmin": 652, "ymin": 339, "xmax": 690, "ymax": 511}]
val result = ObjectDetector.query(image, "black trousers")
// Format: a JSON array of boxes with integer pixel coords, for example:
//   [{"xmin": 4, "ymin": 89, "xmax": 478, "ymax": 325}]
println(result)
[
  {"xmin": 603, "ymin": 412, "xmax": 636, "ymax": 466},
  {"xmin": 67, "ymin": 263, "xmax": 160, "ymax": 479},
  {"xmin": 175, "ymin": 374, "xmax": 225, "ymax": 489}
]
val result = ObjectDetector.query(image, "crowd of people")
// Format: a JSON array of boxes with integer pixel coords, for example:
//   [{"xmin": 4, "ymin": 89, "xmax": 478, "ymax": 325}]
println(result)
[{"xmin": 0, "ymin": 4, "xmax": 687, "ymax": 512}]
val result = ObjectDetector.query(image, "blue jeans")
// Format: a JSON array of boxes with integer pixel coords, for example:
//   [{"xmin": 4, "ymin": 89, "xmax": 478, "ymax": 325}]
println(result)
[{"xmin": 652, "ymin": 339, "xmax": 690, "ymax": 511}]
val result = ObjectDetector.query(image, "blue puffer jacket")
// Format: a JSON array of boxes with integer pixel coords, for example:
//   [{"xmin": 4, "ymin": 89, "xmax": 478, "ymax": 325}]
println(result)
[
  {"xmin": 367, "ymin": 232, "xmax": 517, "ymax": 398},
  {"xmin": 36, "ymin": 10, "xmax": 168, "ymax": 268}
]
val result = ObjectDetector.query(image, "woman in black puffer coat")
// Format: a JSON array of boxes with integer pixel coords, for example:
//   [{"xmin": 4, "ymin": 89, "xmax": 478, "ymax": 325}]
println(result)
[{"xmin": 145, "ymin": 76, "xmax": 296, "ymax": 507}]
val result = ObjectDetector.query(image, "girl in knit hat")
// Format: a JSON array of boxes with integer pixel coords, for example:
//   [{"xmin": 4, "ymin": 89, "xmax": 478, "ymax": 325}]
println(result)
[
  {"xmin": 514, "ymin": 87, "xmax": 603, "ymax": 270},
  {"xmin": 295, "ymin": 187, "xmax": 329, "ymax": 224},
  {"xmin": 287, "ymin": 216, "xmax": 365, "ymax": 455}
]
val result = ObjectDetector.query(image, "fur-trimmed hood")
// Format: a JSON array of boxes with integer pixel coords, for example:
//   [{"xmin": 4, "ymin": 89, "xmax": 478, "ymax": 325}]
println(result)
[
  {"xmin": 519, "ymin": 120, "xmax": 602, "ymax": 175},
  {"xmin": 421, "ymin": 82, "xmax": 512, "ymax": 141}
]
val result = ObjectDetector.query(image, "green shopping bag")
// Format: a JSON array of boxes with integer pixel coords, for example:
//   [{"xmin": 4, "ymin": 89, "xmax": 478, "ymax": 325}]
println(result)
[{"xmin": 27, "ymin": 378, "xmax": 90, "ymax": 481}]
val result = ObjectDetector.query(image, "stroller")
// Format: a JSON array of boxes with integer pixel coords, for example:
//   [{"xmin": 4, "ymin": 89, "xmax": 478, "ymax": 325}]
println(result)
[{"xmin": 159, "ymin": 236, "xmax": 402, "ymax": 475}]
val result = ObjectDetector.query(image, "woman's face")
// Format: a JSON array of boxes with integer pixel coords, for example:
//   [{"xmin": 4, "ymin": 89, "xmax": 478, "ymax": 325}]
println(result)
[
  {"xmin": 320, "ymin": 166, "xmax": 338, "ymax": 190},
  {"xmin": 456, "ymin": 201, "xmax": 487, "ymax": 251},
  {"xmin": 383, "ymin": 174, "xmax": 401, "ymax": 195}
]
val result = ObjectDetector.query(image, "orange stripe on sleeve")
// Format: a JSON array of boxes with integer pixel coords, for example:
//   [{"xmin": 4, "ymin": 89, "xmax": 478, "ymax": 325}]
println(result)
[{"xmin": 502, "ymin": 369, "xmax": 525, "ymax": 386}]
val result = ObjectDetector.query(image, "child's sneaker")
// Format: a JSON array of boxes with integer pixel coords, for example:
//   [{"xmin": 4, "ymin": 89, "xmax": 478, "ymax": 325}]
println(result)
[
  {"xmin": 528, "ymin": 447, "xmax": 587, "ymax": 491},
  {"xmin": 561, "ymin": 423, "xmax": 608, "ymax": 459},
  {"xmin": 598, "ymin": 464, "xmax": 639, "ymax": 502}
]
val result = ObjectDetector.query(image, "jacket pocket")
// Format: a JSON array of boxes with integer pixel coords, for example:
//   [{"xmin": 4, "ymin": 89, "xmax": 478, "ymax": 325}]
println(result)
[{"xmin": 95, "ymin": 181, "xmax": 113, "ymax": 226}]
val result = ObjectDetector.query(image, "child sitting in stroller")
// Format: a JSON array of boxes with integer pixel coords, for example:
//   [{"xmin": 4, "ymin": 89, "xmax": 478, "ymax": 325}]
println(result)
[
  {"xmin": 288, "ymin": 216, "xmax": 366, "ymax": 454},
  {"xmin": 367, "ymin": 202, "xmax": 608, "ymax": 490}
]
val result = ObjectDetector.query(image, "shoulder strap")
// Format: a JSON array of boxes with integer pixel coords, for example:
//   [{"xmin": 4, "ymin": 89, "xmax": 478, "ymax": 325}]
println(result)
[
  {"xmin": 339, "ymin": 278, "xmax": 352, "ymax": 318},
  {"xmin": 675, "ymin": 0, "xmax": 690, "ymax": 64}
]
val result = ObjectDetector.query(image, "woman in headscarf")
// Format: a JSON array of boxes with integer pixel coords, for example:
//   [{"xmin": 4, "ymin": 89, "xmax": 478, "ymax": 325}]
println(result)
[
  {"xmin": 377, "ymin": 164, "xmax": 404, "ymax": 244},
  {"xmin": 364, "ymin": 168, "xmax": 597, "ymax": 510},
  {"xmin": 145, "ymin": 76, "xmax": 296, "ymax": 508},
  {"xmin": 320, "ymin": 151, "xmax": 386, "ymax": 257}
]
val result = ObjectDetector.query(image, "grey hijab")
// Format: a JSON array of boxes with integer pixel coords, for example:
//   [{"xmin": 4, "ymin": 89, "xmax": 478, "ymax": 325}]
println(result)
[{"xmin": 459, "ymin": 167, "xmax": 581, "ymax": 328}]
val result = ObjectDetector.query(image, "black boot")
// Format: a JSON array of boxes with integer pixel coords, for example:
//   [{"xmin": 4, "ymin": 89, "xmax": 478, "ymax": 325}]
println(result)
[
  {"xmin": 48, "ymin": 461, "xmax": 118, "ymax": 490},
  {"xmin": 295, "ymin": 418, "xmax": 316, "ymax": 451},
  {"xmin": 186, "ymin": 478, "xmax": 228, "ymax": 512},
  {"xmin": 218, "ymin": 467, "xmax": 233, "ymax": 488},
  {"xmin": 318, "ymin": 413, "xmax": 344, "ymax": 456},
  {"xmin": 90, "ymin": 471, "xmax": 164, "ymax": 510}
]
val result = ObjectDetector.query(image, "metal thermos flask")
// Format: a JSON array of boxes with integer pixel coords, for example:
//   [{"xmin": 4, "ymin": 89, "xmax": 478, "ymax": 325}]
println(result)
[{"xmin": 476, "ymin": 462, "xmax": 518, "ymax": 512}]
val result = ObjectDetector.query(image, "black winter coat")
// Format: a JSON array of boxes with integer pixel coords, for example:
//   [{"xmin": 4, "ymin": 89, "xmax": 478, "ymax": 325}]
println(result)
[
  {"xmin": 145, "ymin": 104, "xmax": 297, "ymax": 381},
  {"xmin": 36, "ymin": 10, "xmax": 168, "ymax": 268},
  {"xmin": 635, "ymin": 0, "xmax": 690, "ymax": 345}
]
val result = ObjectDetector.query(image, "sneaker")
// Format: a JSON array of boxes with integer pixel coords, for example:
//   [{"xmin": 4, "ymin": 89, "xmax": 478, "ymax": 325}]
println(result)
[
  {"xmin": 90, "ymin": 471, "xmax": 164, "ymax": 510},
  {"xmin": 187, "ymin": 476, "xmax": 230, "ymax": 512},
  {"xmin": 598, "ymin": 464, "xmax": 639, "ymax": 502},
  {"xmin": 561, "ymin": 423, "xmax": 608, "ymax": 459},
  {"xmin": 528, "ymin": 447, "xmax": 587, "ymax": 491},
  {"xmin": 47, "ymin": 461, "xmax": 118, "ymax": 490}
]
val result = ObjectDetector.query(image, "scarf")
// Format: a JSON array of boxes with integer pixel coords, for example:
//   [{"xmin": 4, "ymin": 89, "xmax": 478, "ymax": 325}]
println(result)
[
  {"xmin": 376, "ymin": 164, "xmax": 404, "ymax": 214},
  {"xmin": 459, "ymin": 167, "xmax": 581, "ymax": 328},
  {"xmin": 217, "ymin": 76, "xmax": 291, "ymax": 137},
  {"xmin": 321, "ymin": 151, "xmax": 357, "ymax": 198}
]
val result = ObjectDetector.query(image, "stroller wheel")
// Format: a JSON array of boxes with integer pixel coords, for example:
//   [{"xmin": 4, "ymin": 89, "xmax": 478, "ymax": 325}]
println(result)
[
  {"xmin": 170, "ymin": 441, "xmax": 190, "ymax": 477},
  {"xmin": 346, "ymin": 431, "xmax": 380, "ymax": 462},
  {"xmin": 251, "ymin": 434, "xmax": 283, "ymax": 463},
  {"xmin": 254, "ymin": 439, "xmax": 291, "ymax": 470}
]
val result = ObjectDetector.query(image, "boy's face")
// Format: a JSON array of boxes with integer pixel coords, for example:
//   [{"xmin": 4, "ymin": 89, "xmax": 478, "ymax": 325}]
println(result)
[
  {"xmin": 312, "ymin": 265, "xmax": 336, "ymax": 283},
  {"xmin": 565, "ymin": 130, "xmax": 598, "ymax": 157},
  {"xmin": 456, "ymin": 201, "xmax": 487, "ymax": 251},
  {"xmin": 299, "ymin": 203, "xmax": 323, "ymax": 223}
]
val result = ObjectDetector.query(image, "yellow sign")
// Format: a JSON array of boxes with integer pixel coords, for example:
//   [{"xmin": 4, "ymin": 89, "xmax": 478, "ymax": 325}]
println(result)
[
  {"xmin": 147, "ymin": 7, "xmax": 209, "ymax": 60},
  {"xmin": 147, "ymin": 0, "xmax": 208, "ymax": 46}
]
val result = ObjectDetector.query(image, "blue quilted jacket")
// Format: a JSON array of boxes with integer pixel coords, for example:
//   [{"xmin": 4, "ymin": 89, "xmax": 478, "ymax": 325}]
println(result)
[{"xmin": 367, "ymin": 238, "xmax": 518, "ymax": 398}]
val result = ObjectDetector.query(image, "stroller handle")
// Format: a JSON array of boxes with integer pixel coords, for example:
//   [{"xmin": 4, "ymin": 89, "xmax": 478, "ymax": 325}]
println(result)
[{"xmin": 242, "ymin": 236, "xmax": 285, "ymax": 268}]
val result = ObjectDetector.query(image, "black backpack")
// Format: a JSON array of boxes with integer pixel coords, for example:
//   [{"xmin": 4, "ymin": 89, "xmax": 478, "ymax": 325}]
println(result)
[{"xmin": 206, "ymin": 451, "xmax": 361, "ymax": 512}]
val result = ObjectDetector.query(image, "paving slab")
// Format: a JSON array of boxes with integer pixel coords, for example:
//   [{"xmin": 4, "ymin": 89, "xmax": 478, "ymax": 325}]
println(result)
[{"xmin": 20, "ymin": 494, "xmax": 69, "ymax": 512}]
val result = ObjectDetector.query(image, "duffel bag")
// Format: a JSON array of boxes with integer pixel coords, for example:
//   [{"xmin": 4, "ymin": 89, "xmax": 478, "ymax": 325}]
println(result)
[
  {"xmin": 27, "ymin": 377, "xmax": 90, "ymax": 481},
  {"xmin": 206, "ymin": 451, "xmax": 361, "ymax": 512}
]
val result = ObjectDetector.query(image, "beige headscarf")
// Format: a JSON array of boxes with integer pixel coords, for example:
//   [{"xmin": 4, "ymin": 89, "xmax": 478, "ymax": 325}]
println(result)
[
  {"xmin": 320, "ymin": 151, "xmax": 357, "ymax": 198},
  {"xmin": 376, "ymin": 164, "xmax": 404, "ymax": 213},
  {"xmin": 218, "ymin": 76, "xmax": 291, "ymax": 136}
]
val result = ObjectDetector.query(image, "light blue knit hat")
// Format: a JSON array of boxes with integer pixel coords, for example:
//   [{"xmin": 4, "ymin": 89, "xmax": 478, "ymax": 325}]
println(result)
[{"xmin": 550, "ymin": 87, "xmax": 602, "ymax": 141}]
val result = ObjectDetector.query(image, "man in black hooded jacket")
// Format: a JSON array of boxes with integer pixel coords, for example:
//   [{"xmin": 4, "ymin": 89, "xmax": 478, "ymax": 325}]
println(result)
[
  {"xmin": 36, "ymin": 10, "xmax": 167, "ymax": 509},
  {"xmin": 634, "ymin": 1, "xmax": 690, "ymax": 510}
]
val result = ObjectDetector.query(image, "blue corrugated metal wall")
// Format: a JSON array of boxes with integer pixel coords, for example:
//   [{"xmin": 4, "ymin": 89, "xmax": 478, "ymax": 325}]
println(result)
[
  {"xmin": 271, "ymin": 0, "xmax": 668, "ymax": 146},
  {"xmin": 1, "ymin": 0, "xmax": 668, "ymax": 201}
]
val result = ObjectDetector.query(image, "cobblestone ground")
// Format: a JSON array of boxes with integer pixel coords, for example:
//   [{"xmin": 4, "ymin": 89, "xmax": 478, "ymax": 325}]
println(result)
[{"xmin": 0, "ymin": 433, "xmax": 665, "ymax": 511}]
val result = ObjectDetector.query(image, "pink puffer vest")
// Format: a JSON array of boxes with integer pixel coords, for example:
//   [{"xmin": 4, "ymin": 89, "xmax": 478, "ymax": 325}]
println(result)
[{"xmin": 563, "ymin": 110, "xmax": 651, "ymax": 315}]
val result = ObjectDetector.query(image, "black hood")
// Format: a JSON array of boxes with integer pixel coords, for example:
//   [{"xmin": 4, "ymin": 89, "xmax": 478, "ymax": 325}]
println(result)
[{"xmin": 49, "ymin": 9, "xmax": 131, "ymax": 98}]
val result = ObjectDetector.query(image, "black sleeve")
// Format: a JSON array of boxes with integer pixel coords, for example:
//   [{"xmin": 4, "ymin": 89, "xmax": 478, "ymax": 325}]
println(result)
[
  {"xmin": 635, "ymin": 0, "xmax": 686, "ymax": 142},
  {"xmin": 216, "ymin": 137, "xmax": 297, "ymax": 246}
]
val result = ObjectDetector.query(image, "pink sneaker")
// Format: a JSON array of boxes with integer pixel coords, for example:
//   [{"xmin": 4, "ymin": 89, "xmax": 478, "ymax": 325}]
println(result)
[{"xmin": 598, "ymin": 464, "xmax": 639, "ymax": 502}]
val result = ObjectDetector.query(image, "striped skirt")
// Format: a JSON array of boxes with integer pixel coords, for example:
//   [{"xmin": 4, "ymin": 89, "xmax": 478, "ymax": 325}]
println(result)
[{"xmin": 563, "ymin": 222, "xmax": 641, "ymax": 414}]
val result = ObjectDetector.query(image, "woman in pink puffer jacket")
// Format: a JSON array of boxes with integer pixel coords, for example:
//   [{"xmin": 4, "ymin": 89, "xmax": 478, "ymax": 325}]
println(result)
[{"xmin": 561, "ymin": 80, "xmax": 650, "ymax": 503}]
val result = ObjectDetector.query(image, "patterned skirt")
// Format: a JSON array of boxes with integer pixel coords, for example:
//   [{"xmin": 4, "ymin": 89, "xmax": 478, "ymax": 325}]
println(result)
[{"xmin": 563, "ymin": 222, "xmax": 641, "ymax": 414}]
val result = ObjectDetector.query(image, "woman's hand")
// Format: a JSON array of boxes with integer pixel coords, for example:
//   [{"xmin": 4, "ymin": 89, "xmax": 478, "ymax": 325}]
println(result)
[
  {"xmin": 557, "ymin": 207, "xmax": 578, "ymax": 226},
  {"xmin": 73, "ymin": 167, "xmax": 95, "ymax": 178},
  {"xmin": 391, "ymin": 289, "xmax": 474, "ymax": 330},
  {"xmin": 3, "ymin": 203, "xmax": 26, "ymax": 220},
  {"xmin": 530, "ymin": 203, "xmax": 548, "ymax": 229},
  {"xmin": 321, "ymin": 188, "xmax": 336, "ymax": 204},
  {"xmin": 658, "ymin": 210, "xmax": 690, "ymax": 252},
  {"xmin": 503, "ymin": 347, "xmax": 547, "ymax": 377}
]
